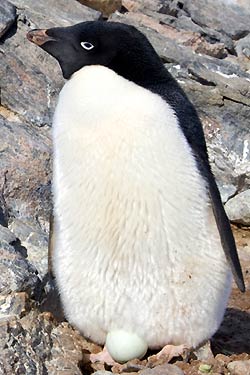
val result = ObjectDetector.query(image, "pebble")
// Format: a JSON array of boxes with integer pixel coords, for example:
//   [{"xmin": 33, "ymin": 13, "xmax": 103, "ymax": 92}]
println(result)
[
  {"xmin": 227, "ymin": 360, "xmax": 250, "ymax": 375},
  {"xmin": 225, "ymin": 190, "xmax": 250, "ymax": 226}
]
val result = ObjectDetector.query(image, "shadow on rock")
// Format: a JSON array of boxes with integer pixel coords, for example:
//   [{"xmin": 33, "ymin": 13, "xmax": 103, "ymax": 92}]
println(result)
[
  {"xmin": 212, "ymin": 307, "xmax": 250, "ymax": 355},
  {"xmin": 39, "ymin": 272, "xmax": 65, "ymax": 322}
]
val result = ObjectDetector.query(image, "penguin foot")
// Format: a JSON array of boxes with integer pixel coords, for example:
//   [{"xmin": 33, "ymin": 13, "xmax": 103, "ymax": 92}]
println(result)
[
  {"xmin": 150, "ymin": 344, "xmax": 189, "ymax": 363},
  {"xmin": 90, "ymin": 346, "xmax": 119, "ymax": 366}
]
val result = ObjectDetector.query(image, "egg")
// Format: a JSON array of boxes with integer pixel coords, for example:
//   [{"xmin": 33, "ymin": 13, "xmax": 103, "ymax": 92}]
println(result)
[{"xmin": 106, "ymin": 330, "xmax": 148, "ymax": 363}]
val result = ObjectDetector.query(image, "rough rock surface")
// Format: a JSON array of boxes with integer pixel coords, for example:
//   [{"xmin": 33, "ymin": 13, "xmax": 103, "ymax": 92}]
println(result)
[
  {"xmin": 0, "ymin": 224, "xmax": 40, "ymax": 296},
  {"xmin": 78, "ymin": 0, "xmax": 122, "ymax": 16},
  {"xmin": 227, "ymin": 360, "xmax": 250, "ymax": 375},
  {"xmin": 0, "ymin": 0, "xmax": 250, "ymax": 374},
  {"xmin": 182, "ymin": 0, "xmax": 250, "ymax": 39},
  {"xmin": 225, "ymin": 190, "xmax": 250, "ymax": 226},
  {"xmin": 0, "ymin": 0, "xmax": 16, "ymax": 38}
]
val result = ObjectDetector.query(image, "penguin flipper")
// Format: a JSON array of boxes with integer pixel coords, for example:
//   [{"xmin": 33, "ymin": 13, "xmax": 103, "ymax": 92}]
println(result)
[{"xmin": 206, "ymin": 168, "xmax": 245, "ymax": 292}]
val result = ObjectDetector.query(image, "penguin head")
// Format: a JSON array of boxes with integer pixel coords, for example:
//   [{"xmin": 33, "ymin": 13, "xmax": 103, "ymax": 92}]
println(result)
[{"xmin": 26, "ymin": 21, "xmax": 164, "ymax": 81}]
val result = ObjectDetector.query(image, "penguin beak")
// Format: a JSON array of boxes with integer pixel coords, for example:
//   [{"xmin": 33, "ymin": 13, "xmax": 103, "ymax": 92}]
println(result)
[{"xmin": 26, "ymin": 29, "xmax": 56, "ymax": 46}]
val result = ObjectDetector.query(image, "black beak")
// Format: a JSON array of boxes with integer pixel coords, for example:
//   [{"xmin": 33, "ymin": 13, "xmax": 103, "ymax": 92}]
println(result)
[{"xmin": 26, "ymin": 29, "xmax": 56, "ymax": 46}]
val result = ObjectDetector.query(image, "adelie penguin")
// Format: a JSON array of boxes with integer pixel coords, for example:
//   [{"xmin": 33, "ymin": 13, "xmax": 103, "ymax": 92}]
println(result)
[{"xmin": 27, "ymin": 21, "xmax": 245, "ymax": 365}]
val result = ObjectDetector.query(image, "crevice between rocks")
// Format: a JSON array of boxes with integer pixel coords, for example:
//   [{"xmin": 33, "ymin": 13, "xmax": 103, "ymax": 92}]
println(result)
[
  {"xmin": 222, "ymin": 95, "xmax": 250, "ymax": 107},
  {"xmin": 0, "ymin": 15, "xmax": 18, "ymax": 44},
  {"xmin": 9, "ymin": 238, "xmax": 28, "ymax": 258},
  {"xmin": 0, "ymin": 170, "xmax": 9, "ymax": 227},
  {"xmin": 188, "ymin": 72, "xmax": 216, "ymax": 87},
  {"xmin": 232, "ymin": 30, "xmax": 250, "ymax": 42}
]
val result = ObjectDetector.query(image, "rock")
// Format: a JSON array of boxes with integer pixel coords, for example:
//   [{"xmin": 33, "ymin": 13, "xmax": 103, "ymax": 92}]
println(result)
[
  {"xmin": 123, "ymin": 2, "xmax": 234, "ymax": 54},
  {"xmin": 9, "ymin": 219, "xmax": 49, "ymax": 278},
  {"xmin": 0, "ymin": 292, "xmax": 29, "ymax": 322},
  {"xmin": 217, "ymin": 184, "xmax": 237, "ymax": 204},
  {"xmin": 0, "ymin": 222, "xmax": 40, "ymax": 296},
  {"xmin": 123, "ymin": 0, "xmax": 250, "ymax": 42},
  {"xmin": 198, "ymin": 364, "xmax": 213, "ymax": 373},
  {"xmin": 0, "ymin": 310, "xmax": 101, "ymax": 375},
  {"xmin": 120, "ymin": 11, "xmax": 227, "ymax": 59},
  {"xmin": 186, "ymin": 60, "xmax": 250, "ymax": 106},
  {"xmin": 227, "ymin": 360, "xmax": 250, "ymax": 374},
  {"xmin": 227, "ymin": 0, "xmax": 250, "ymax": 11},
  {"xmin": 167, "ymin": 66, "xmax": 250, "ymax": 196},
  {"xmin": 0, "ymin": 239, "xmax": 40, "ymax": 296},
  {"xmin": 235, "ymin": 34, "xmax": 250, "ymax": 59},
  {"xmin": 172, "ymin": 16, "xmax": 234, "ymax": 53},
  {"xmin": 225, "ymin": 190, "xmax": 250, "ymax": 226},
  {"xmin": 182, "ymin": 0, "xmax": 250, "ymax": 39},
  {"xmin": 0, "ymin": 0, "xmax": 101, "ymax": 127},
  {"xmin": 10, "ymin": 0, "xmax": 101, "ymax": 28},
  {"xmin": 78, "ymin": 0, "xmax": 122, "ymax": 16},
  {"xmin": 202, "ymin": 99, "xmax": 250, "ymax": 193},
  {"xmin": 193, "ymin": 341, "xmax": 214, "ymax": 361},
  {"xmin": 0, "ymin": 113, "xmax": 52, "ymax": 224},
  {"xmin": 139, "ymin": 364, "xmax": 184, "ymax": 375},
  {"xmin": 122, "ymin": 0, "xmax": 163, "ymax": 13},
  {"xmin": 0, "ymin": 224, "xmax": 17, "ymax": 244},
  {"xmin": 112, "ymin": 359, "xmax": 146, "ymax": 373},
  {"xmin": 0, "ymin": 0, "xmax": 16, "ymax": 38}
]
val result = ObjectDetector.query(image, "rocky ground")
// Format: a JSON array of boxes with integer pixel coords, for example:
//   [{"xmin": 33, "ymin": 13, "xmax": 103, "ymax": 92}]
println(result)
[{"xmin": 0, "ymin": 0, "xmax": 250, "ymax": 374}]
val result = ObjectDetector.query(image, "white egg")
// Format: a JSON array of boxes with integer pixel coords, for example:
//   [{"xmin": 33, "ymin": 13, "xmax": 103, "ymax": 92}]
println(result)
[{"xmin": 106, "ymin": 330, "xmax": 148, "ymax": 363}]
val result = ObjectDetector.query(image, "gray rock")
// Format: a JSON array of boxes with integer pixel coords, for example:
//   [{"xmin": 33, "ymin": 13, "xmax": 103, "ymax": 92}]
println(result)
[
  {"xmin": 186, "ymin": 60, "xmax": 250, "ymax": 106},
  {"xmin": 139, "ymin": 364, "xmax": 184, "ymax": 375},
  {"xmin": 0, "ymin": 0, "xmax": 100, "ymax": 127},
  {"xmin": 0, "ymin": 292, "xmax": 28, "ymax": 322},
  {"xmin": 123, "ymin": 0, "xmax": 250, "ymax": 46},
  {"xmin": 110, "ymin": 12, "xmax": 250, "ymax": 82},
  {"xmin": 122, "ymin": 0, "xmax": 163, "ymax": 13},
  {"xmin": 0, "ymin": 225, "xmax": 17, "ymax": 244},
  {"xmin": 182, "ymin": 0, "xmax": 250, "ymax": 39},
  {"xmin": 217, "ymin": 184, "xmax": 237, "ymax": 204},
  {"xmin": 235, "ymin": 34, "xmax": 250, "ymax": 59},
  {"xmin": 0, "ymin": 110, "xmax": 52, "ymax": 220},
  {"xmin": 225, "ymin": 189, "xmax": 250, "ymax": 226},
  {"xmin": 193, "ymin": 341, "xmax": 214, "ymax": 361},
  {"xmin": 199, "ymin": 98, "xmax": 250, "ymax": 194},
  {"xmin": 9, "ymin": 219, "xmax": 49, "ymax": 278},
  {"xmin": 0, "ymin": 310, "xmax": 101, "ymax": 375},
  {"xmin": 118, "ymin": 11, "xmax": 227, "ymax": 59},
  {"xmin": 0, "ymin": 114, "xmax": 52, "ymax": 227},
  {"xmin": 227, "ymin": 360, "xmax": 250, "ymax": 375},
  {"xmin": 0, "ymin": 0, "xmax": 16, "ymax": 38},
  {"xmin": 11, "ymin": 0, "xmax": 101, "ymax": 28},
  {"xmin": 0, "ymin": 240, "xmax": 40, "ymax": 295},
  {"xmin": 173, "ymin": 16, "xmax": 234, "ymax": 53},
  {"xmin": 0, "ymin": 223, "xmax": 40, "ymax": 295}
]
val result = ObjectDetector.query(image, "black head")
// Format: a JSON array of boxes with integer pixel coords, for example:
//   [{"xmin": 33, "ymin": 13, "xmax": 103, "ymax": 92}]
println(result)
[{"xmin": 27, "ymin": 21, "xmax": 166, "ymax": 82}]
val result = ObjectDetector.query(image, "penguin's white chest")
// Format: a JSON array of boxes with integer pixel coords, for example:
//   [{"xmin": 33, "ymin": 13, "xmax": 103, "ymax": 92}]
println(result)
[{"xmin": 52, "ymin": 66, "xmax": 231, "ymax": 349}]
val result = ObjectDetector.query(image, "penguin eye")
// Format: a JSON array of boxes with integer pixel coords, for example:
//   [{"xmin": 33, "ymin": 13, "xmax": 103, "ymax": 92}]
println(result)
[{"xmin": 81, "ymin": 41, "xmax": 94, "ymax": 51}]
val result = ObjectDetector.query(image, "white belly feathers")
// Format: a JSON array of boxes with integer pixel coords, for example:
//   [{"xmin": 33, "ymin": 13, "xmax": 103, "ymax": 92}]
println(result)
[{"xmin": 52, "ymin": 65, "xmax": 232, "ymax": 349}]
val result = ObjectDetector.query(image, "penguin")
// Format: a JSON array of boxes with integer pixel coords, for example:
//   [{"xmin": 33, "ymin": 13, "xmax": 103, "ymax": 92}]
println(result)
[{"xmin": 27, "ymin": 21, "xmax": 245, "ymax": 365}]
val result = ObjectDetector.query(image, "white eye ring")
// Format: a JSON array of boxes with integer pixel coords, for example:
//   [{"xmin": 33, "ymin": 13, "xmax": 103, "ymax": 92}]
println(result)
[{"xmin": 81, "ymin": 41, "xmax": 94, "ymax": 50}]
